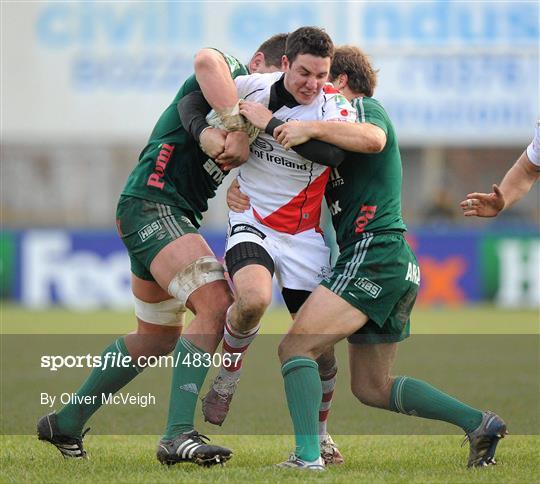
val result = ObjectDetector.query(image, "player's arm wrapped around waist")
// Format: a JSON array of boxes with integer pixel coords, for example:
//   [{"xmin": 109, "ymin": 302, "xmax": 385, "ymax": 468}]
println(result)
[{"xmin": 265, "ymin": 117, "xmax": 347, "ymax": 168}]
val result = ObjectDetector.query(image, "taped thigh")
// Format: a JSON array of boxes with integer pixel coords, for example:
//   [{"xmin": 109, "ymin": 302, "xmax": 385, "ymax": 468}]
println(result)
[
  {"xmin": 225, "ymin": 241, "xmax": 275, "ymax": 278},
  {"xmin": 134, "ymin": 297, "xmax": 186, "ymax": 326},
  {"xmin": 167, "ymin": 256, "xmax": 226, "ymax": 305}
]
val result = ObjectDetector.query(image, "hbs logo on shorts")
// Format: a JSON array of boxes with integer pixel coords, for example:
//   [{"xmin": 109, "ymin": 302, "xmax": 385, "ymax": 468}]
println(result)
[
  {"xmin": 354, "ymin": 278, "xmax": 382, "ymax": 298},
  {"xmin": 138, "ymin": 221, "xmax": 165, "ymax": 242}
]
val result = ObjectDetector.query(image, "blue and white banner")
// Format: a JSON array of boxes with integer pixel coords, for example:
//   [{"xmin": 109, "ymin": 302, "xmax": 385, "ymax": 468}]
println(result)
[
  {"xmin": 3, "ymin": 1, "xmax": 537, "ymax": 144},
  {"xmin": 4, "ymin": 228, "xmax": 540, "ymax": 309}
]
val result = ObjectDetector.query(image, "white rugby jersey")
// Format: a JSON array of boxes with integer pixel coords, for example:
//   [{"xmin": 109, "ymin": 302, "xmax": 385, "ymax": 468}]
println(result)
[
  {"xmin": 526, "ymin": 120, "xmax": 540, "ymax": 167},
  {"xmin": 234, "ymin": 72, "xmax": 356, "ymax": 234}
]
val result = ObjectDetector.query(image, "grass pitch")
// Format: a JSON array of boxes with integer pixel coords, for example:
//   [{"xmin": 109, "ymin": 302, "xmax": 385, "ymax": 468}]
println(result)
[
  {"xmin": 2, "ymin": 435, "xmax": 539, "ymax": 483},
  {"xmin": 1, "ymin": 304, "xmax": 539, "ymax": 483}
]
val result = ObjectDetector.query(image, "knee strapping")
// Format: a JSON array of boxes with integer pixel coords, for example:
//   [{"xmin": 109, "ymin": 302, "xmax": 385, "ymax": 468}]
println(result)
[
  {"xmin": 167, "ymin": 256, "xmax": 225, "ymax": 305},
  {"xmin": 134, "ymin": 297, "xmax": 185, "ymax": 326}
]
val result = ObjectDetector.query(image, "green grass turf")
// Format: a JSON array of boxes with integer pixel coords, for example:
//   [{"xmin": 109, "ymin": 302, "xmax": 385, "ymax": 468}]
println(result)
[
  {"xmin": 1, "ymin": 303, "xmax": 539, "ymax": 334},
  {"xmin": 1, "ymin": 305, "xmax": 538, "ymax": 482},
  {"xmin": 2, "ymin": 435, "xmax": 538, "ymax": 483}
]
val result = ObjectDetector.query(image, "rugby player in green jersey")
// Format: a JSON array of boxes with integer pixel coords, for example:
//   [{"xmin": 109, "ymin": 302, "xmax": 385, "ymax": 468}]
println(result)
[
  {"xmin": 229, "ymin": 45, "xmax": 507, "ymax": 471},
  {"xmin": 274, "ymin": 45, "xmax": 507, "ymax": 471},
  {"xmin": 36, "ymin": 34, "xmax": 287, "ymax": 466}
]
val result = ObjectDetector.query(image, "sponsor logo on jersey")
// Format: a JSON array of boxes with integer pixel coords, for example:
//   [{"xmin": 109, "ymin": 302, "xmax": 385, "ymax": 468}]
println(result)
[
  {"xmin": 251, "ymin": 147, "xmax": 308, "ymax": 171},
  {"xmin": 203, "ymin": 158, "xmax": 226, "ymax": 184},
  {"xmin": 147, "ymin": 143, "xmax": 175, "ymax": 189},
  {"xmin": 354, "ymin": 277, "xmax": 382, "ymax": 298},
  {"xmin": 355, "ymin": 205, "xmax": 377, "ymax": 233},
  {"xmin": 138, "ymin": 221, "xmax": 163, "ymax": 242},
  {"xmin": 252, "ymin": 138, "xmax": 274, "ymax": 152},
  {"xmin": 405, "ymin": 262, "xmax": 421, "ymax": 285},
  {"xmin": 329, "ymin": 200, "xmax": 342, "ymax": 216},
  {"xmin": 230, "ymin": 224, "xmax": 266, "ymax": 239},
  {"xmin": 334, "ymin": 94, "xmax": 350, "ymax": 108},
  {"xmin": 323, "ymin": 84, "xmax": 340, "ymax": 94},
  {"xmin": 329, "ymin": 167, "xmax": 344, "ymax": 188}
]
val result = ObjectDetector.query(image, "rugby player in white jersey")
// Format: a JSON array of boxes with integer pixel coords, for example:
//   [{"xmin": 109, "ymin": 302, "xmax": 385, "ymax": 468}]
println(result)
[
  {"xmin": 179, "ymin": 27, "xmax": 356, "ymax": 465},
  {"xmin": 460, "ymin": 120, "xmax": 540, "ymax": 216}
]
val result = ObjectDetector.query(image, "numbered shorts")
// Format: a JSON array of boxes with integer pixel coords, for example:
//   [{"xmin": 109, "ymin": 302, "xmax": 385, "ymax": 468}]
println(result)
[
  {"xmin": 116, "ymin": 195, "xmax": 199, "ymax": 281},
  {"xmin": 321, "ymin": 232, "xmax": 419, "ymax": 344},
  {"xmin": 226, "ymin": 210, "xmax": 331, "ymax": 292}
]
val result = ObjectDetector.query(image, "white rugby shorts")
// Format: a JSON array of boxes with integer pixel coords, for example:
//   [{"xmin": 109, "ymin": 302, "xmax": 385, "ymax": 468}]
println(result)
[{"xmin": 226, "ymin": 210, "xmax": 331, "ymax": 292}]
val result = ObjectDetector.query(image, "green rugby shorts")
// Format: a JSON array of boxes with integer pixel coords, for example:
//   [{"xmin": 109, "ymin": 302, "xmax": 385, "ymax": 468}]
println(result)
[
  {"xmin": 116, "ymin": 195, "xmax": 199, "ymax": 280},
  {"xmin": 321, "ymin": 232, "xmax": 419, "ymax": 344}
]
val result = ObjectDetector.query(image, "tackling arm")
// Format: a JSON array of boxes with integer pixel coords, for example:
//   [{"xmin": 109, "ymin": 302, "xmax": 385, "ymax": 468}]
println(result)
[
  {"xmin": 275, "ymin": 121, "xmax": 386, "ymax": 153},
  {"xmin": 265, "ymin": 118, "xmax": 347, "ymax": 168},
  {"xmin": 194, "ymin": 48, "xmax": 239, "ymax": 111}
]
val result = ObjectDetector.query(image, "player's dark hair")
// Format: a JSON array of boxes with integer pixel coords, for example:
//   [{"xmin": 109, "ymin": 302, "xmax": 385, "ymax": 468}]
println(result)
[
  {"xmin": 255, "ymin": 33, "xmax": 288, "ymax": 68},
  {"xmin": 285, "ymin": 27, "xmax": 334, "ymax": 64},
  {"xmin": 330, "ymin": 45, "xmax": 377, "ymax": 97}
]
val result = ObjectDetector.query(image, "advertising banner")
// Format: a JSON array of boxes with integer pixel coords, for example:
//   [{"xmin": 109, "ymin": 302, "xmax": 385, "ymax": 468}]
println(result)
[
  {"xmin": 5, "ymin": 228, "xmax": 539, "ymax": 309},
  {"xmin": 481, "ymin": 235, "xmax": 540, "ymax": 308},
  {"xmin": 3, "ymin": 1, "xmax": 537, "ymax": 145}
]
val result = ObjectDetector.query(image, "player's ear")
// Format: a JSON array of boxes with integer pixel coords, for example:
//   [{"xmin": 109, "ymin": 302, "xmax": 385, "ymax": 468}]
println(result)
[
  {"xmin": 335, "ymin": 73, "xmax": 348, "ymax": 90},
  {"xmin": 281, "ymin": 55, "xmax": 290, "ymax": 72},
  {"xmin": 249, "ymin": 52, "xmax": 265, "ymax": 73}
]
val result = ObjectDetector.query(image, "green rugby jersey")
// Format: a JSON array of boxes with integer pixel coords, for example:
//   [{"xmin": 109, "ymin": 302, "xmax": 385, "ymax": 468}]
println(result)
[
  {"xmin": 325, "ymin": 97, "xmax": 407, "ymax": 249},
  {"xmin": 121, "ymin": 52, "xmax": 248, "ymax": 226}
]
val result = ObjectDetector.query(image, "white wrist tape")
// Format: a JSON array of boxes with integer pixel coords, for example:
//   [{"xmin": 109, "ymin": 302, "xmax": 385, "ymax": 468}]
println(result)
[{"xmin": 216, "ymin": 101, "xmax": 246, "ymax": 132}]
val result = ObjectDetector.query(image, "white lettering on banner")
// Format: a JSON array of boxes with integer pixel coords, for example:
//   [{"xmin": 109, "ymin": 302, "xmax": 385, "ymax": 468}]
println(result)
[
  {"xmin": 495, "ymin": 240, "xmax": 540, "ymax": 308},
  {"xmin": 2, "ymin": 2, "xmax": 537, "ymax": 142},
  {"xmin": 35, "ymin": 2, "xmax": 538, "ymax": 48},
  {"xmin": 362, "ymin": 2, "xmax": 538, "ymax": 45},
  {"xmin": 21, "ymin": 231, "xmax": 131, "ymax": 309},
  {"xmin": 36, "ymin": 2, "xmax": 204, "ymax": 47},
  {"xmin": 375, "ymin": 53, "xmax": 537, "ymax": 144}
]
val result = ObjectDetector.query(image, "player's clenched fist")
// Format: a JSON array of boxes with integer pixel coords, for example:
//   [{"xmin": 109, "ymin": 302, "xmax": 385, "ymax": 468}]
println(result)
[
  {"xmin": 199, "ymin": 127, "xmax": 228, "ymax": 160},
  {"xmin": 216, "ymin": 131, "xmax": 251, "ymax": 171}
]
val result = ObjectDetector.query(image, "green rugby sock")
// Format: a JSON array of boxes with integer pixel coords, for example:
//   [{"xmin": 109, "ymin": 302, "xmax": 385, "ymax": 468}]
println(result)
[
  {"xmin": 390, "ymin": 376, "xmax": 483, "ymax": 433},
  {"xmin": 56, "ymin": 337, "xmax": 141, "ymax": 437},
  {"xmin": 163, "ymin": 337, "xmax": 210, "ymax": 440},
  {"xmin": 282, "ymin": 357, "xmax": 322, "ymax": 462}
]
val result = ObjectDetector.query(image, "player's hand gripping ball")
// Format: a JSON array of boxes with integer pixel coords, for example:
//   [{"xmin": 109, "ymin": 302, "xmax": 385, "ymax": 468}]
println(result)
[{"xmin": 206, "ymin": 103, "xmax": 260, "ymax": 144}]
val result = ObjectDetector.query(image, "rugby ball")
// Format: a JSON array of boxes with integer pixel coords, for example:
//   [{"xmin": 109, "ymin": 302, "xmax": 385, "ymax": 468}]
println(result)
[{"xmin": 206, "ymin": 108, "xmax": 260, "ymax": 144}]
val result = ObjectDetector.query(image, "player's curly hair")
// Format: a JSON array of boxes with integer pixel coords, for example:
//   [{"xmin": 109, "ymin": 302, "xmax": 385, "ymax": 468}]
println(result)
[
  {"xmin": 330, "ymin": 45, "xmax": 378, "ymax": 97},
  {"xmin": 285, "ymin": 27, "xmax": 334, "ymax": 64},
  {"xmin": 255, "ymin": 33, "xmax": 288, "ymax": 69}
]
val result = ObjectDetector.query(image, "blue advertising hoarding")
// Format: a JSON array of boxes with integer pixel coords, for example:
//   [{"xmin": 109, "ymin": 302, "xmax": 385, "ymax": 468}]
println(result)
[{"xmin": 4, "ymin": 228, "xmax": 539, "ymax": 309}]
